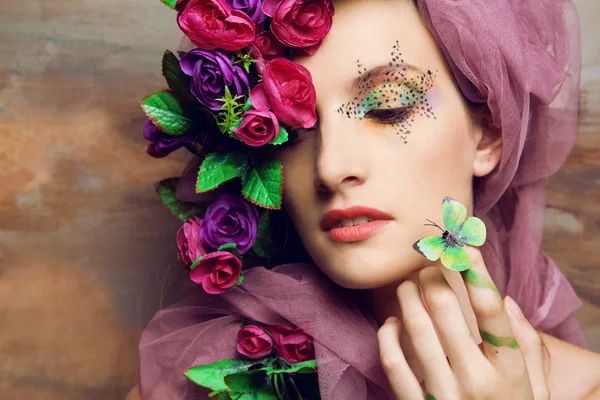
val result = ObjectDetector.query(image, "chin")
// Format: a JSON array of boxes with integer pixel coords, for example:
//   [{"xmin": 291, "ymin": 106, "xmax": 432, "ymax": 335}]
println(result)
[{"xmin": 310, "ymin": 245, "xmax": 425, "ymax": 290}]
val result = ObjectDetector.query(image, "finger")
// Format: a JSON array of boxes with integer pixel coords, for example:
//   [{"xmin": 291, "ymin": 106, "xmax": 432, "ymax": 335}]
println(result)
[
  {"xmin": 396, "ymin": 279, "xmax": 458, "ymax": 396},
  {"xmin": 377, "ymin": 316, "xmax": 424, "ymax": 399},
  {"xmin": 505, "ymin": 296, "xmax": 550, "ymax": 399},
  {"xmin": 417, "ymin": 266, "xmax": 486, "ymax": 377},
  {"xmin": 460, "ymin": 247, "xmax": 527, "ymax": 372}
]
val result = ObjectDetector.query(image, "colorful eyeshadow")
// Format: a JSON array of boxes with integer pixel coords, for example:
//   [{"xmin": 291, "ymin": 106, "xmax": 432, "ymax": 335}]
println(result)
[{"xmin": 337, "ymin": 40, "xmax": 438, "ymax": 143}]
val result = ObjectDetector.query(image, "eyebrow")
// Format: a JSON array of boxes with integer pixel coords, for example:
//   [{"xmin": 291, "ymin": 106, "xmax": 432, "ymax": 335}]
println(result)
[{"xmin": 350, "ymin": 63, "xmax": 432, "ymax": 90}]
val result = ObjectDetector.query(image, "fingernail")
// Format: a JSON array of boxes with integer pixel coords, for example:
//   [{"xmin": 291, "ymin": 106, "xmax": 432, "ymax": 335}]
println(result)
[
  {"xmin": 505, "ymin": 296, "xmax": 524, "ymax": 319},
  {"xmin": 384, "ymin": 316, "xmax": 398, "ymax": 324}
]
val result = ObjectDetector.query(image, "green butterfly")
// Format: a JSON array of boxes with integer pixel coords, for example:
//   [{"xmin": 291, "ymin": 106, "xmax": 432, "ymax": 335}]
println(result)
[{"xmin": 412, "ymin": 196, "xmax": 486, "ymax": 271}]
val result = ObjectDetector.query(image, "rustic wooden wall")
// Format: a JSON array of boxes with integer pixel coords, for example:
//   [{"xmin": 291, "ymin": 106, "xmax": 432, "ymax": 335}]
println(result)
[{"xmin": 0, "ymin": 0, "xmax": 598, "ymax": 398}]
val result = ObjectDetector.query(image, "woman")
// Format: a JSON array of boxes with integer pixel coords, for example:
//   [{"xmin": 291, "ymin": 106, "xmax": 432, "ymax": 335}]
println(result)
[{"xmin": 134, "ymin": 0, "xmax": 600, "ymax": 398}]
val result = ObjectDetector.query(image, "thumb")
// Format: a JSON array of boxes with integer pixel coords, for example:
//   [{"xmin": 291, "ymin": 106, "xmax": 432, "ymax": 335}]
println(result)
[{"xmin": 504, "ymin": 296, "xmax": 550, "ymax": 400}]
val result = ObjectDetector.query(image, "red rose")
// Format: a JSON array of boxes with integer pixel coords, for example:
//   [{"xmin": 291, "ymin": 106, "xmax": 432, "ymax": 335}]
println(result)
[
  {"xmin": 252, "ymin": 31, "xmax": 286, "ymax": 61},
  {"xmin": 262, "ymin": 0, "xmax": 334, "ymax": 55},
  {"xmin": 237, "ymin": 325, "xmax": 274, "ymax": 359},
  {"xmin": 177, "ymin": 217, "xmax": 210, "ymax": 267},
  {"xmin": 260, "ymin": 58, "xmax": 317, "ymax": 128},
  {"xmin": 233, "ymin": 109, "xmax": 280, "ymax": 146},
  {"xmin": 189, "ymin": 251, "xmax": 242, "ymax": 294},
  {"xmin": 176, "ymin": 0, "xmax": 256, "ymax": 52},
  {"xmin": 270, "ymin": 324, "xmax": 315, "ymax": 364}
]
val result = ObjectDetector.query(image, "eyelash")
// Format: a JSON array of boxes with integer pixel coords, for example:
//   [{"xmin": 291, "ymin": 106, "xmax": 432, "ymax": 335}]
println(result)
[
  {"xmin": 364, "ymin": 106, "xmax": 413, "ymax": 124},
  {"xmin": 283, "ymin": 106, "xmax": 413, "ymax": 146}
]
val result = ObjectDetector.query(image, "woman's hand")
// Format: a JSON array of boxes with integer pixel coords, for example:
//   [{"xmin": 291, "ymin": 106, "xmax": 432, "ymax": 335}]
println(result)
[{"xmin": 377, "ymin": 247, "xmax": 549, "ymax": 400}]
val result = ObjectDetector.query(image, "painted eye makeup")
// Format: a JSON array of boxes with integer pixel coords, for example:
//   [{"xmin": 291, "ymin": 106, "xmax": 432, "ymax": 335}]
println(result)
[{"xmin": 338, "ymin": 40, "xmax": 438, "ymax": 143}]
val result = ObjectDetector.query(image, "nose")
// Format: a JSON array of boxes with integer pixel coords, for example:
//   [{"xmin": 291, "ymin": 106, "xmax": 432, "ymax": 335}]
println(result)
[{"xmin": 313, "ymin": 115, "xmax": 368, "ymax": 193}]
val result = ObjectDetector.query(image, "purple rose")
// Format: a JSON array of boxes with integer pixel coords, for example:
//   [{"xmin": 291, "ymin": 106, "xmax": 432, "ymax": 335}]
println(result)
[
  {"xmin": 200, "ymin": 194, "xmax": 259, "ymax": 253},
  {"xmin": 180, "ymin": 49, "xmax": 249, "ymax": 111},
  {"xmin": 226, "ymin": 0, "xmax": 266, "ymax": 23},
  {"xmin": 143, "ymin": 118, "xmax": 197, "ymax": 158}
]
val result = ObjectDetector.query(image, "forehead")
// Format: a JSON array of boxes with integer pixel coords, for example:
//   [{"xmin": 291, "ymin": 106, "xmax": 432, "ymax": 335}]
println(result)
[{"xmin": 296, "ymin": 0, "xmax": 445, "ymax": 95}]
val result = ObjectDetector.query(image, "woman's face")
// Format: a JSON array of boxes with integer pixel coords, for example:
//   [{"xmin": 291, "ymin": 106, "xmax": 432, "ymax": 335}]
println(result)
[{"xmin": 275, "ymin": 0, "xmax": 493, "ymax": 289}]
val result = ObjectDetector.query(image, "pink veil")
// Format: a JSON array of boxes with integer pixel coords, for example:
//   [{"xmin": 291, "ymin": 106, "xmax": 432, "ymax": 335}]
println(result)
[{"xmin": 139, "ymin": 0, "xmax": 585, "ymax": 398}]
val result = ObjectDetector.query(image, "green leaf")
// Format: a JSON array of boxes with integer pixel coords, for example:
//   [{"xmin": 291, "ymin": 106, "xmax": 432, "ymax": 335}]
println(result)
[
  {"xmin": 242, "ymin": 97, "xmax": 253, "ymax": 112},
  {"xmin": 269, "ymin": 125, "xmax": 289, "ymax": 146},
  {"xmin": 217, "ymin": 243, "xmax": 242, "ymax": 260},
  {"xmin": 224, "ymin": 370, "xmax": 268, "ymax": 393},
  {"xmin": 156, "ymin": 178, "xmax": 203, "ymax": 221},
  {"xmin": 189, "ymin": 256, "xmax": 204, "ymax": 270},
  {"xmin": 241, "ymin": 159, "xmax": 282, "ymax": 210},
  {"xmin": 162, "ymin": 50, "xmax": 193, "ymax": 102},
  {"xmin": 141, "ymin": 90, "xmax": 192, "ymax": 136},
  {"xmin": 185, "ymin": 359, "xmax": 259, "ymax": 391},
  {"xmin": 232, "ymin": 52, "xmax": 257, "ymax": 74},
  {"xmin": 263, "ymin": 360, "xmax": 318, "ymax": 375},
  {"xmin": 223, "ymin": 370, "xmax": 279, "ymax": 399},
  {"xmin": 217, "ymin": 243, "xmax": 238, "ymax": 252},
  {"xmin": 233, "ymin": 274, "xmax": 244, "ymax": 288},
  {"xmin": 197, "ymin": 152, "xmax": 249, "ymax": 193},
  {"xmin": 252, "ymin": 212, "xmax": 272, "ymax": 258},
  {"xmin": 216, "ymin": 86, "xmax": 246, "ymax": 135},
  {"xmin": 177, "ymin": 51, "xmax": 187, "ymax": 58},
  {"xmin": 208, "ymin": 392, "xmax": 231, "ymax": 400},
  {"xmin": 159, "ymin": 0, "xmax": 177, "ymax": 9},
  {"xmin": 229, "ymin": 117, "xmax": 244, "ymax": 138}
]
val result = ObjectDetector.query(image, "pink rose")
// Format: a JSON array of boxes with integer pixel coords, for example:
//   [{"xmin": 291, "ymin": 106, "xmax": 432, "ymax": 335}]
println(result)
[
  {"xmin": 252, "ymin": 31, "xmax": 286, "ymax": 61},
  {"xmin": 270, "ymin": 325, "xmax": 315, "ymax": 363},
  {"xmin": 237, "ymin": 325, "xmax": 274, "ymax": 359},
  {"xmin": 259, "ymin": 58, "xmax": 317, "ymax": 128},
  {"xmin": 262, "ymin": 0, "xmax": 334, "ymax": 55},
  {"xmin": 189, "ymin": 251, "xmax": 242, "ymax": 294},
  {"xmin": 177, "ymin": 217, "xmax": 210, "ymax": 267},
  {"xmin": 176, "ymin": 0, "xmax": 256, "ymax": 52},
  {"xmin": 233, "ymin": 109, "xmax": 280, "ymax": 146}
]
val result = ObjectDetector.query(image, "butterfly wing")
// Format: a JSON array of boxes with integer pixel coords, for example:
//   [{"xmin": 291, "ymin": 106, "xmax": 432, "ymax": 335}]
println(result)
[
  {"xmin": 442, "ymin": 196, "xmax": 467, "ymax": 233},
  {"xmin": 458, "ymin": 216, "xmax": 487, "ymax": 246},
  {"xmin": 440, "ymin": 245, "xmax": 472, "ymax": 271},
  {"xmin": 413, "ymin": 236, "xmax": 448, "ymax": 261}
]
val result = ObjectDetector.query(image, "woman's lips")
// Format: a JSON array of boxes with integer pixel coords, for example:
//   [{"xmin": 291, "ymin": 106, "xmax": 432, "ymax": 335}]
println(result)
[{"xmin": 321, "ymin": 205, "xmax": 394, "ymax": 242}]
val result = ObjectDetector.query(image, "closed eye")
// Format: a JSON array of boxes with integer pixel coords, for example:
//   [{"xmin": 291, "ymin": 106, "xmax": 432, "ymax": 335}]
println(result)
[{"xmin": 364, "ymin": 107, "xmax": 412, "ymax": 124}]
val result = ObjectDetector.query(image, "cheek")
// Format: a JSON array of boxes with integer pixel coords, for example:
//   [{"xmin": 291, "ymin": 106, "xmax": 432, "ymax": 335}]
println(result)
[{"xmin": 408, "ymin": 100, "xmax": 476, "ymax": 215}]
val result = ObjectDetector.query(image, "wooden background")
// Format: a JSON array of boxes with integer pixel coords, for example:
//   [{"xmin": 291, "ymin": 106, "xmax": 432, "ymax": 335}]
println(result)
[{"xmin": 0, "ymin": 0, "xmax": 598, "ymax": 398}]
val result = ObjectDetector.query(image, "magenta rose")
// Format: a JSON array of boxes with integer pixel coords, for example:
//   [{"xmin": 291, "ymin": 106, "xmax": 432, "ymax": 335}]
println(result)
[
  {"xmin": 252, "ymin": 31, "xmax": 286, "ymax": 61},
  {"xmin": 258, "ymin": 58, "xmax": 317, "ymax": 128},
  {"xmin": 176, "ymin": 0, "xmax": 256, "ymax": 52},
  {"xmin": 270, "ymin": 325, "xmax": 315, "ymax": 363},
  {"xmin": 177, "ymin": 217, "xmax": 210, "ymax": 267},
  {"xmin": 233, "ymin": 109, "xmax": 279, "ymax": 146},
  {"xmin": 237, "ymin": 325, "xmax": 274, "ymax": 359},
  {"xmin": 189, "ymin": 251, "xmax": 242, "ymax": 294},
  {"xmin": 262, "ymin": 0, "xmax": 334, "ymax": 54}
]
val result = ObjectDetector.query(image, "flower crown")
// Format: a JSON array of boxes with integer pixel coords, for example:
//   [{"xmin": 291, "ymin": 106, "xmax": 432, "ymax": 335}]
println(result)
[
  {"xmin": 141, "ymin": 1, "xmax": 334, "ymax": 396},
  {"xmin": 141, "ymin": 0, "xmax": 334, "ymax": 295}
]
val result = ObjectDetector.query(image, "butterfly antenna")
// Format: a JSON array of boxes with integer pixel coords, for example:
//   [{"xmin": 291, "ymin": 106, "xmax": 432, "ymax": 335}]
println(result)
[{"xmin": 423, "ymin": 219, "xmax": 444, "ymax": 232}]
